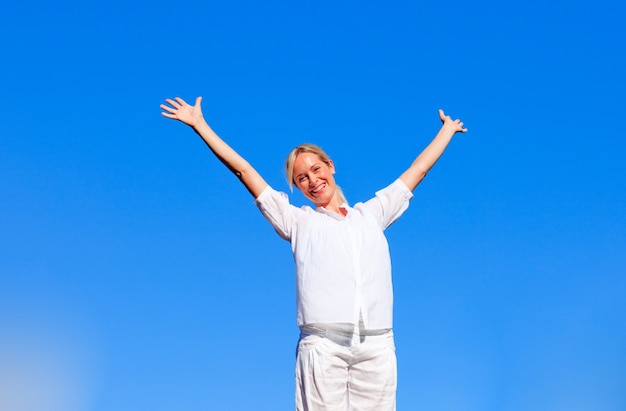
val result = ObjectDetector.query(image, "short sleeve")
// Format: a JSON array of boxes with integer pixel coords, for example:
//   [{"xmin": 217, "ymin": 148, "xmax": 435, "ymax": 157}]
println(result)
[
  {"xmin": 360, "ymin": 179, "xmax": 413, "ymax": 229},
  {"xmin": 254, "ymin": 185, "xmax": 301, "ymax": 241}
]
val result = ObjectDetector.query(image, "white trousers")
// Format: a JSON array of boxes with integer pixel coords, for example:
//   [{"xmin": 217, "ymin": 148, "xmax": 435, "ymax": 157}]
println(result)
[{"xmin": 295, "ymin": 329, "xmax": 397, "ymax": 411}]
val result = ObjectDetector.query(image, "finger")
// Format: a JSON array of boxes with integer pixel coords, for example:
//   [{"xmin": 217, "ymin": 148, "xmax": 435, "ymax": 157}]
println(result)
[
  {"xmin": 174, "ymin": 97, "xmax": 187, "ymax": 106},
  {"xmin": 160, "ymin": 104, "xmax": 177, "ymax": 114},
  {"xmin": 161, "ymin": 112, "xmax": 176, "ymax": 119},
  {"xmin": 438, "ymin": 109, "xmax": 445, "ymax": 121},
  {"xmin": 165, "ymin": 98, "xmax": 180, "ymax": 108},
  {"xmin": 195, "ymin": 96, "xmax": 202, "ymax": 106}
]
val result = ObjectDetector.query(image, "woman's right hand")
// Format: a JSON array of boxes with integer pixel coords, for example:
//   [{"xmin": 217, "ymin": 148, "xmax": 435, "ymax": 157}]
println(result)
[{"xmin": 160, "ymin": 96, "xmax": 204, "ymax": 128}]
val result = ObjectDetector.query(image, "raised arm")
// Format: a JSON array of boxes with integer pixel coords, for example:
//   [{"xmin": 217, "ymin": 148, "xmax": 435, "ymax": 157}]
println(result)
[
  {"xmin": 160, "ymin": 96, "xmax": 268, "ymax": 198},
  {"xmin": 399, "ymin": 109, "xmax": 467, "ymax": 191}
]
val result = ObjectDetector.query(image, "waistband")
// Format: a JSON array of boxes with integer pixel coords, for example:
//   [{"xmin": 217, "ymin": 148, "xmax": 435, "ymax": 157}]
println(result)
[{"xmin": 299, "ymin": 323, "xmax": 392, "ymax": 346}]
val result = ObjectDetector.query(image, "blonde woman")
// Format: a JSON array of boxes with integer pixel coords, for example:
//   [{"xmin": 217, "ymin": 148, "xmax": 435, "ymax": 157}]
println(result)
[{"xmin": 161, "ymin": 96, "xmax": 467, "ymax": 410}]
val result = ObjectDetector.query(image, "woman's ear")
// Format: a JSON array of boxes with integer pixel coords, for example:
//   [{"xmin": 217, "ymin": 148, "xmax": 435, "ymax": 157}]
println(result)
[{"xmin": 328, "ymin": 159, "xmax": 336, "ymax": 174}]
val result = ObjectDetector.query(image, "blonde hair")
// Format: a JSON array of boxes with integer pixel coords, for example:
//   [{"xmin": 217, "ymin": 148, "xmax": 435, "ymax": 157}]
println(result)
[{"xmin": 285, "ymin": 143, "xmax": 348, "ymax": 204}]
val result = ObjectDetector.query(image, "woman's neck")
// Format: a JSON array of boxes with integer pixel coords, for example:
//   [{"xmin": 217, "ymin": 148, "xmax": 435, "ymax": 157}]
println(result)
[{"xmin": 317, "ymin": 195, "xmax": 347, "ymax": 216}]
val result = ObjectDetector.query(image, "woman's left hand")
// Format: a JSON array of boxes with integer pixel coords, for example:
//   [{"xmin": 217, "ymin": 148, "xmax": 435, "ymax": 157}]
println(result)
[{"xmin": 439, "ymin": 109, "xmax": 468, "ymax": 133}]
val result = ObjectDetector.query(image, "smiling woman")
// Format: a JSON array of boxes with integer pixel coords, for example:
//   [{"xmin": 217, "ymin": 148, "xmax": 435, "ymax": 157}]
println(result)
[
  {"xmin": 286, "ymin": 144, "xmax": 347, "ymax": 214},
  {"xmin": 160, "ymin": 95, "xmax": 467, "ymax": 410}
]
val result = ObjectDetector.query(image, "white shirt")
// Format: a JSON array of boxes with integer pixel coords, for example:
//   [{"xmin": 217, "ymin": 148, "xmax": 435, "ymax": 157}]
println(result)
[{"xmin": 255, "ymin": 179, "xmax": 413, "ymax": 329}]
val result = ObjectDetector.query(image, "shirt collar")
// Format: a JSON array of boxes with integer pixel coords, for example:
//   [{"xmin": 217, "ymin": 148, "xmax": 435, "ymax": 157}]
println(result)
[{"xmin": 316, "ymin": 203, "xmax": 351, "ymax": 220}]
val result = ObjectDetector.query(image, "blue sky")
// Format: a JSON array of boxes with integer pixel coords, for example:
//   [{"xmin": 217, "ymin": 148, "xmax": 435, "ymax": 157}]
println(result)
[{"xmin": 1, "ymin": 0, "xmax": 625, "ymax": 410}]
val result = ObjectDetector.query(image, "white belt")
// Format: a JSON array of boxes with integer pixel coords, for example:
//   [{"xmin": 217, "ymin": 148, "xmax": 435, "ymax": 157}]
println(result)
[{"xmin": 300, "ymin": 322, "xmax": 391, "ymax": 347}]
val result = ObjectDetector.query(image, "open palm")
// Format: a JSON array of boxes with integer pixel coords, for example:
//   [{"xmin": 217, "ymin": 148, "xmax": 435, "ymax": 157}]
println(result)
[{"xmin": 160, "ymin": 96, "xmax": 204, "ymax": 128}]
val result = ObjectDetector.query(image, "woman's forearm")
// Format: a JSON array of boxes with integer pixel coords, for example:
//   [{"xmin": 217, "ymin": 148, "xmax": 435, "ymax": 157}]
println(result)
[
  {"xmin": 399, "ymin": 110, "xmax": 467, "ymax": 191},
  {"xmin": 161, "ymin": 96, "xmax": 268, "ymax": 198},
  {"xmin": 193, "ymin": 120, "xmax": 268, "ymax": 198}
]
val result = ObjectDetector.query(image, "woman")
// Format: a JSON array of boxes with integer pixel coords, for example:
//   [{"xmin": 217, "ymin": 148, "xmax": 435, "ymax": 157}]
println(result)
[{"xmin": 160, "ymin": 96, "xmax": 467, "ymax": 410}]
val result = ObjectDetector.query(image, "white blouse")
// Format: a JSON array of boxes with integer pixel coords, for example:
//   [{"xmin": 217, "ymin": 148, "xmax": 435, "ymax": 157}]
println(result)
[{"xmin": 255, "ymin": 179, "xmax": 413, "ymax": 330}]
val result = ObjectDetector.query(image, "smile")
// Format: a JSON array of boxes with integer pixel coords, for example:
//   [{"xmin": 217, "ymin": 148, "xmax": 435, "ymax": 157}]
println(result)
[{"xmin": 310, "ymin": 183, "xmax": 326, "ymax": 195}]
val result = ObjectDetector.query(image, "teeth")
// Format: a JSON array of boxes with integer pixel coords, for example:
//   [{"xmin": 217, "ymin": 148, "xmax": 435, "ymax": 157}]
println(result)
[{"xmin": 311, "ymin": 183, "xmax": 325, "ymax": 194}]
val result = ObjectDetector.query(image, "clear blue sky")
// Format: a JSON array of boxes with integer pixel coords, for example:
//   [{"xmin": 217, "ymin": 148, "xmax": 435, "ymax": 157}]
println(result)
[{"xmin": 1, "ymin": 0, "xmax": 625, "ymax": 410}]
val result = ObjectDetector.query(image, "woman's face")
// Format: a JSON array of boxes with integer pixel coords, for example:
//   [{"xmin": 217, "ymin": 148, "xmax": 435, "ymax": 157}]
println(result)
[{"xmin": 292, "ymin": 152, "xmax": 337, "ymax": 207}]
